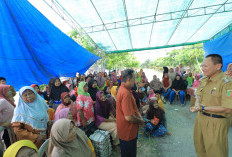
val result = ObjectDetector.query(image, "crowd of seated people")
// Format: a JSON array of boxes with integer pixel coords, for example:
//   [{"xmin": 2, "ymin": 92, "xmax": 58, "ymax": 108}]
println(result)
[{"xmin": 1, "ymin": 63, "xmax": 231, "ymax": 157}]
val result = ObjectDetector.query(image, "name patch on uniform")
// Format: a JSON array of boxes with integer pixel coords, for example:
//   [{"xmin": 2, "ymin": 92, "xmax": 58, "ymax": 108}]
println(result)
[{"xmin": 227, "ymin": 90, "xmax": 232, "ymax": 97}]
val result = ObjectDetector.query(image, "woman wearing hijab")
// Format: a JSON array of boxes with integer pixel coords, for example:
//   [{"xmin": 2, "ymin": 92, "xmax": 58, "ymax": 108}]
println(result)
[
  {"xmin": 11, "ymin": 86, "xmax": 49, "ymax": 148},
  {"xmin": 48, "ymin": 119, "xmax": 95, "ymax": 157},
  {"xmin": 49, "ymin": 78, "xmax": 69, "ymax": 110},
  {"xmin": 3, "ymin": 140, "xmax": 38, "ymax": 157},
  {"xmin": 76, "ymin": 82, "xmax": 96, "ymax": 136},
  {"xmin": 111, "ymin": 86, "xmax": 118, "ymax": 100},
  {"xmin": 31, "ymin": 84, "xmax": 49, "ymax": 101},
  {"xmin": 55, "ymin": 92, "xmax": 77, "ymax": 124},
  {"xmin": 0, "ymin": 85, "xmax": 15, "ymax": 126},
  {"xmin": 169, "ymin": 75, "xmax": 187, "ymax": 106},
  {"xmin": 94, "ymin": 91, "xmax": 119, "ymax": 146},
  {"xmin": 66, "ymin": 84, "xmax": 76, "ymax": 102},
  {"xmin": 225, "ymin": 63, "xmax": 232, "ymax": 78},
  {"xmin": 54, "ymin": 108, "xmax": 73, "ymax": 124},
  {"xmin": 161, "ymin": 73, "xmax": 172, "ymax": 100},
  {"xmin": 103, "ymin": 86, "xmax": 116, "ymax": 117},
  {"xmin": 145, "ymin": 99, "xmax": 167, "ymax": 137},
  {"xmin": 163, "ymin": 67, "xmax": 169, "ymax": 77},
  {"xmin": 96, "ymin": 72, "xmax": 106, "ymax": 90},
  {"xmin": 147, "ymin": 88, "xmax": 156, "ymax": 101},
  {"xmin": 88, "ymin": 79, "xmax": 98, "ymax": 102},
  {"xmin": 111, "ymin": 72, "xmax": 117, "ymax": 85},
  {"xmin": 168, "ymin": 68, "xmax": 176, "ymax": 81},
  {"xmin": 0, "ymin": 85, "xmax": 16, "ymax": 148}
]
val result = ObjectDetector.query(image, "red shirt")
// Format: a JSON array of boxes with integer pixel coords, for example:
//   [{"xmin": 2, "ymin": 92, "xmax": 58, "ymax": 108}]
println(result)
[{"xmin": 116, "ymin": 84, "xmax": 139, "ymax": 141}]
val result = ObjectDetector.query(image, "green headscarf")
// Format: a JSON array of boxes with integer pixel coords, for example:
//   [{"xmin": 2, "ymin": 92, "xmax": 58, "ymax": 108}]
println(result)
[{"xmin": 78, "ymin": 82, "xmax": 90, "ymax": 96}]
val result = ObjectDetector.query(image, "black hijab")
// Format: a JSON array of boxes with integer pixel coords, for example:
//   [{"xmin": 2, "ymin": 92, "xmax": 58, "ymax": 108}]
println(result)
[
  {"xmin": 49, "ymin": 78, "xmax": 69, "ymax": 101},
  {"xmin": 88, "ymin": 79, "xmax": 98, "ymax": 101},
  {"xmin": 147, "ymin": 100, "xmax": 164, "ymax": 123},
  {"xmin": 171, "ymin": 75, "xmax": 186, "ymax": 91}
]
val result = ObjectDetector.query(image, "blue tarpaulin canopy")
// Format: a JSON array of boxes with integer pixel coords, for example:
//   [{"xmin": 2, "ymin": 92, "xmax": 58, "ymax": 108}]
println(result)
[
  {"xmin": 204, "ymin": 32, "xmax": 232, "ymax": 72},
  {"xmin": 0, "ymin": 0, "xmax": 100, "ymax": 90}
]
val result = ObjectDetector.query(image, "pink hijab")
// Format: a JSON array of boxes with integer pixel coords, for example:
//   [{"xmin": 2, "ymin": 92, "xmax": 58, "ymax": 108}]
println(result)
[
  {"xmin": 55, "ymin": 92, "xmax": 77, "ymax": 122},
  {"xmin": 192, "ymin": 74, "xmax": 200, "ymax": 88},
  {"xmin": 0, "ymin": 85, "xmax": 15, "ymax": 107},
  {"xmin": 147, "ymin": 89, "xmax": 156, "ymax": 101},
  {"xmin": 53, "ymin": 108, "xmax": 70, "ymax": 124},
  {"xmin": 66, "ymin": 84, "xmax": 75, "ymax": 96}
]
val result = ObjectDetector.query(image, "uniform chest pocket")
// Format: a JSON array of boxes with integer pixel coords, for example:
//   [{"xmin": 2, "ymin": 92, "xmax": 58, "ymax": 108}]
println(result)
[{"xmin": 210, "ymin": 90, "xmax": 221, "ymax": 97}]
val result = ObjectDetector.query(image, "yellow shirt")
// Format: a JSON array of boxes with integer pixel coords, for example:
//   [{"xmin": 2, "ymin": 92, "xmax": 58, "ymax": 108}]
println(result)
[
  {"xmin": 196, "ymin": 72, "xmax": 232, "ymax": 117},
  {"xmin": 158, "ymin": 99, "xmax": 165, "ymax": 111}
]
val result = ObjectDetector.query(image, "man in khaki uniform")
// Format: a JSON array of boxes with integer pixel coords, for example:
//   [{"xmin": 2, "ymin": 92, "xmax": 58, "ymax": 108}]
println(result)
[{"xmin": 190, "ymin": 54, "xmax": 232, "ymax": 157}]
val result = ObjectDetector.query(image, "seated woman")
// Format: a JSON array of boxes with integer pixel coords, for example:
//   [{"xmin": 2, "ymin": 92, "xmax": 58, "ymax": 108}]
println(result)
[
  {"xmin": 55, "ymin": 92, "xmax": 77, "ymax": 124},
  {"xmin": 103, "ymin": 86, "xmax": 116, "ymax": 117},
  {"xmin": 66, "ymin": 84, "xmax": 76, "ymax": 102},
  {"xmin": 0, "ymin": 85, "xmax": 16, "ymax": 148},
  {"xmin": 3, "ymin": 140, "xmax": 38, "ymax": 157},
  {"xmin": 54, "ymin": 108, "xmax": 73, "ymax": 124},
  {"xmin": 31, "ymin": 84, "xmax": 49, "ymax": 101},
  {"xmin": 110, "ymin": 86, "xmax": 118, "ymax": 100},
  {"xmin": 76, "ymin": 82, "xmax": 96, "ymax": 136},
  {"xmin": 169, "ymin": 75, "xmax": 187, "ymax": 106},
  {"xmin": 138, "ymin": 87, "xmax": 147, "ymax": 107},
  {"xmin": 11, "ymin": 86, "xmax": 49, "ymax": 148},
  {"xmin": 0, "ymin": 85, "xmax": 15, "ymax": 126},
  {"xmin": 161, "ymin": 73, "xmax": 172, "ymax": 101},
  {"xmin": 49, "ymin": 78, "xmax": 69, "ymax": 110},
  {"xmin": 147, "ymin": 88, "xmax": 156, "ymax": 101},
  {"xmin": 225, "ymin": 63, "xmax": 232, "ymax": 78},
  {"xmin": 48, "ymin": 119, "xmax": 95, "ymax": 157},
  {"xmin": 192, "ymin": 74, "xmax": 200, "ymax": 88},
  {"xmin": 88, "ymin": 79, "xmax": 98, "ymax": 102},
  {"xmin": 94, "ymin": 91, "xmax": 119, "ymax": 146},
  {"xmin": 150, "ymin": 75, "xmax": 162, "ymax": 94},
  {"xmin": 144, "ymin": 99, "xmax": 167, "ymax": 137}
]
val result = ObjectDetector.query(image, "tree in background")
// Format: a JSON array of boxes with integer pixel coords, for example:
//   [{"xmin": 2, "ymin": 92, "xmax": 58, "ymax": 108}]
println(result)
[
  {"xmin": 142, "ymin": 44, "xmax": 204, "ymax": 72},
  {"xmin": 68, "ymin": 30, "xmax": 140, "ymax": 70}
]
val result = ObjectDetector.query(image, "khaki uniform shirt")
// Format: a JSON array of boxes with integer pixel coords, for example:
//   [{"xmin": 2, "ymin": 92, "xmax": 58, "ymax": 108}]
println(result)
[{"xmin": 196, "ymin": 72, "xmax": 232, "ymax": 117}]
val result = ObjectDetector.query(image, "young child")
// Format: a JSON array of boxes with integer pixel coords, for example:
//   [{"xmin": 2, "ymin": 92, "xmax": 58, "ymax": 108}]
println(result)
[{"xmin": 144, "ymin": 99, "xmax": 167, "ymax": 137}]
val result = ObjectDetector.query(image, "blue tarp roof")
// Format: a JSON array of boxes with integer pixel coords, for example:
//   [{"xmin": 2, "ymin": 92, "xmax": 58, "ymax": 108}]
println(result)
[
  {"xmin": 0, "ymin": 0, "xmax": 100, "ymax": 90},
  {"xmin": 204, "ymin": 32, "xmax": 232, "ymax": 72}
]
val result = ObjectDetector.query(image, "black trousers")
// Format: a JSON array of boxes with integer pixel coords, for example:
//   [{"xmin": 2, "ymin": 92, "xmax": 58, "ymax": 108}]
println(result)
[{"xmin": 120, "ymin": 137, "xmax": 137, "ymax": 157}]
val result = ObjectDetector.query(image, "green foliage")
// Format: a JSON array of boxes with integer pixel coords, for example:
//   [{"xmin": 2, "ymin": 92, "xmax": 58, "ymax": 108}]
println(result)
[
  {"xmin": 142, "ymin": 44, "xmax": 204, "ymax": 72},
  {"xmin": 68, "ymin": 30, "xmax": 140, "ymax": 70},
  {"xmin": 105, "ymin": 53, "xmax": 140, "ymax": 70}
]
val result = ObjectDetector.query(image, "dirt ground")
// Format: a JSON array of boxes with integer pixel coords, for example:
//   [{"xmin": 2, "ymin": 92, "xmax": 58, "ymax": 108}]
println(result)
[{"xmin": 111, "ymin": 100, "xmax": 232, "ymax": 157}]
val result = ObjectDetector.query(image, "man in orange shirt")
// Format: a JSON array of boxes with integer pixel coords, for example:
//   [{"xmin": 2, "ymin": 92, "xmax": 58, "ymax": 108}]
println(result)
[{"xmin": 116, "ymin": 69, "xmax": 145, "ymax": 157}]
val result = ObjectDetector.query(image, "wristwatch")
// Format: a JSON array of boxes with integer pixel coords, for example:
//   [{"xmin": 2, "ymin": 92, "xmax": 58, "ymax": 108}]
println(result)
[{"xmin": 201, "ymin": 106, "xmax": 205, "ymax": 111}]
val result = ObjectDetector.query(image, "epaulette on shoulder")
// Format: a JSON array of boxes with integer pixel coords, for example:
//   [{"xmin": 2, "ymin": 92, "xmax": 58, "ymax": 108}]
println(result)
[
  {"xmin": 200, "ymin": 76, "xmax": 207, "ymax": 81},
  {"xmin": 222, "ymin": 76, "xmax": 232, "ymax": 84}
]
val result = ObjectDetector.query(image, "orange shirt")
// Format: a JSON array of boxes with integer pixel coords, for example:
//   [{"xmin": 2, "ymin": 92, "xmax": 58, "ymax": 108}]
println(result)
[{"xmin": 116, "ymin": 84, "xmax": 139, "ymax": 141}]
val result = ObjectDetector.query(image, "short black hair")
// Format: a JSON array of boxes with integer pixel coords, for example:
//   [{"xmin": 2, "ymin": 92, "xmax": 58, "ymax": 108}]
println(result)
[
  {"xmin": 0, "ymin": 77, "xmax": 6, "ymax": 81},
  {"xmin": 122, "ymin": 69, "xmax": 134, "ymax": 83},
  {"xmin": 206, "ymin": 54, "xmax": 223, "ymax": 68}
]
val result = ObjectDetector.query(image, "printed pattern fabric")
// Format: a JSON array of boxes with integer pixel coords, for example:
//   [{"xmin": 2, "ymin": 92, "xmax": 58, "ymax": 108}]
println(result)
[{"xmin": 76, "ymin": 95, "xmax": 95, "ymax": 126}]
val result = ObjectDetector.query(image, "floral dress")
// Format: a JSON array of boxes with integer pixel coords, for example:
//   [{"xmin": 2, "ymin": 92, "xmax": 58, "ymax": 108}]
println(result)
[{"xmin": 76, "ymin": 95, "xmax": 95, "ymax": 126}]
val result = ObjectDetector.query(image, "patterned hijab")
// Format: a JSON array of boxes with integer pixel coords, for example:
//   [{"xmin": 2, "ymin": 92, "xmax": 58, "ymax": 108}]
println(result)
[{"xmin": 11, "ymin": 86, "xmax": 49, "ymax": 131}]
